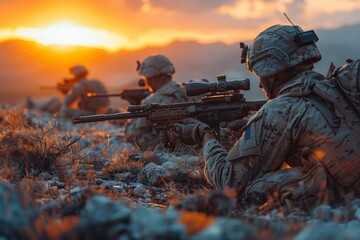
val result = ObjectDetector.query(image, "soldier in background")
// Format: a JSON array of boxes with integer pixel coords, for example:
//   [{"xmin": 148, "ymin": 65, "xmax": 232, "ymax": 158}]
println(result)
[
  {"xmin": 60, "ymin": 65, "xmax": 110, "ymax": 118},
  {"xmin": 174, "ymin": 24, "xmax": 360, "ymax": 210},
  {"xmin": 26, "ymin": 95, "xmax": 62, "ymax": 114},
  {"xmin": 125, "ymin": 54, "xmax": 190, "ymax": 151}
]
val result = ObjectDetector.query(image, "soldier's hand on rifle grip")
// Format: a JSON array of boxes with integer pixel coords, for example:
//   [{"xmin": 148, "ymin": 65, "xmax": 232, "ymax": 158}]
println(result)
[{"xmin": 173, "ymin": 118, "xmax": 216, "ymax": 145}]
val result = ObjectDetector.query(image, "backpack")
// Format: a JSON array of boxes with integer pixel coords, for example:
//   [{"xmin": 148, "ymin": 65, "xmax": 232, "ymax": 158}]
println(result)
[
  {"xmin": 330, "ymin": 59, "xmax": 360, "ymax": 116},
  {"xmin": 311, "ymin": 59, "xmax": 360, "ymax": 188},
  {"xmin": 281, "ymin": 61, "xmax": 360, "ymax": 188},
  {"xmin": 309, "ymin": 59, "xmax": 360, "ymax": 139}
]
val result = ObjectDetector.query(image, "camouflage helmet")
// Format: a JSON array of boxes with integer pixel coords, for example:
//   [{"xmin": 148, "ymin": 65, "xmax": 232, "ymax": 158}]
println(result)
[
  {"xmin": 139, "ymin": 55, "xmax": 175, "ymax": 78},
  {"xmin": 69, "ymin": 65, "xmax": 88, "ymax": 78},
  {"xmin": 246, "ymin": 25, "xmax": 321, "ymax": 78}
]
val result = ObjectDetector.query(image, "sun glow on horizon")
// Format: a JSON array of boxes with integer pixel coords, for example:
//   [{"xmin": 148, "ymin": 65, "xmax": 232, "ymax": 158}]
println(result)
[
  {"xmin": 0, "ymin": 21, "xmax": 129, "ymax": 52},
  {"xmin": 0, "ymin": 21, "xmax": 254, "ymax": 52}
]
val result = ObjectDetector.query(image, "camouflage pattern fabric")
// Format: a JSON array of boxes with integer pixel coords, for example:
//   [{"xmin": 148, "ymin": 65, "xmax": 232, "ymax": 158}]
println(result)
[
  {"xmin": 203, "ymin": 70, "xmax": 360, "ymax": 208},
  {"xmin": 334, "ymin": 59, "xmax": 360, "ymax": 115},
  {"xmin": 62, "ymin": 78, "xmax": 110, "ymax": 117},
  {"xmin": 139, "ymin": 55, "xmax": 175, "ymax": 78},
  {"xmin": 247, "ymin": 25, "xmax": 321, "ymax": 78},
  {"xmin": 125, "ymin": 81, "xmax": 189, "ymax": 151}
]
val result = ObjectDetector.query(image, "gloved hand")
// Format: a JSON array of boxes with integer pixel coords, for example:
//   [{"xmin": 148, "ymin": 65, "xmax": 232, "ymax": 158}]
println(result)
[
  {"xmin": 173, "ymin": 118, "xmax": 216, "ymax": 145},
  {"xmin": 227, "ymin": 119, "xmax": 248, "ymax": 131},
  {"xmin": 227, "ymin": 118, "xmax": 249, "ymax": 139}
]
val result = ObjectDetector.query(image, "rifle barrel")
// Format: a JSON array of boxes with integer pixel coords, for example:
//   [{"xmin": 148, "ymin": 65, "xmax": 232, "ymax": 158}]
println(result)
[
  {"xmin": 73, "ymin": 112, "xmax": 148, "ymax": 124},
  {"xmin": 87, "ymin": 93, "xmax": 122, "ymax": 98}
]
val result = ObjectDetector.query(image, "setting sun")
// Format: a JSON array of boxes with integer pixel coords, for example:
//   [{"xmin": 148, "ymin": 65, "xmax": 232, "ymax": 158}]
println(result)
[{"xmin": 3, "ymin": 21, "xmax": 128, "ymax": 52}]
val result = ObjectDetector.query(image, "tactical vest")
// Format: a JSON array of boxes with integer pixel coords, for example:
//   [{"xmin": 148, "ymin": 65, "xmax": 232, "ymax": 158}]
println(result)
[{"xmin": 280, "ymin": 71, "xmax": 360, "ymax": 189}]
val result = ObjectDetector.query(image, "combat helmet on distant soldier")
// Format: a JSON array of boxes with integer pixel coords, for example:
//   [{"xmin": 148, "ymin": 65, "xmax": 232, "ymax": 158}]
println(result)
[
  {"xmin": 138, "ymin": 54, "xmax": 175, "ymax": 78},
  {"xmin": 70, "ymin": 65, "xmax": 89, "ymax": 79}
]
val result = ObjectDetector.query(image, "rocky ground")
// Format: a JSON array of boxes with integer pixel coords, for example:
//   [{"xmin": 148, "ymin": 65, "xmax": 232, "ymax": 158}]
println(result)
[{"xmin": 1, "ymin": 104, "xmax": 360, "ymax": 240}]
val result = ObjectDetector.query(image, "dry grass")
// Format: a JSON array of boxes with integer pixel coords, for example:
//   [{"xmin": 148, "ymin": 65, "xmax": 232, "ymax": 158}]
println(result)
[
  {"xmin": 0, "ymin": 108, "xmax": 89, "ymax": 185},
  {"xmin": 102, "ymin": 149, "xmax": 144, "ymax": 183}
]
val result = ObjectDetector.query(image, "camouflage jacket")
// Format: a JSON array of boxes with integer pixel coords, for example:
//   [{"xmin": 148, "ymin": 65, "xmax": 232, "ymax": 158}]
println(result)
[
  {"xmin": 126, "ymin": 81, "xmax": 189, "ymax": 150},
  {"xmin": 64, "ymin": 78, "xmax": 110, "ymax": 113},
  {"xmin": 203, "ymin": 70, "xmax": 360, "ymax": 207}
]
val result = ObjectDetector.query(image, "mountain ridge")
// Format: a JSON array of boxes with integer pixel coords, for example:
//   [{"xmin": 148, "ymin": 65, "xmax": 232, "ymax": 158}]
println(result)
[{"xmin": 1, "ymin": 23, "xmax": 359, "ymax": 105}]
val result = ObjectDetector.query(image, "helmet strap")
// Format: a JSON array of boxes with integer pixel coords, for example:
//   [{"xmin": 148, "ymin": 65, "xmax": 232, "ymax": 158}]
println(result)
[
  {"xmin": 260, "ymin": 80, "xmax": 285, "ymax": 99},
  {"xmin": 260, "ymin": 69, "xmax": 297, "ymax": 99}
]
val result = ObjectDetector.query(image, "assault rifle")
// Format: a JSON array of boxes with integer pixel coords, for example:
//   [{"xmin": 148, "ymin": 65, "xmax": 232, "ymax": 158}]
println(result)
[
  {"xmin": 87, "ymin": 88, "xmax": 151, "ymax": 105},
  {"xmin": 86, "ymin": 78, "xmax": 151, "ymax": 105},
  {"xmin": 40, "ymin": 78, "xmax": 77, "ymax": 94},
  {"xmin": 73, "ymin": 75, "xmax": 267, "ymax": 147}
]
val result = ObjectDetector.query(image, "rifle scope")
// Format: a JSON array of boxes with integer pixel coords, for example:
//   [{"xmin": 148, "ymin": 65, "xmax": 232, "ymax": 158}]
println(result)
[{"xmin": 185, "ymin": 78, "xmax": 250, "ymax": 97}]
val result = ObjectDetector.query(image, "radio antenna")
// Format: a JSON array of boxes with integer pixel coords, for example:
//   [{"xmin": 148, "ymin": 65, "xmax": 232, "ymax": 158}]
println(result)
[{"xmin": 283, "ymin": 13, "xmax": 295, "ymax": 26}]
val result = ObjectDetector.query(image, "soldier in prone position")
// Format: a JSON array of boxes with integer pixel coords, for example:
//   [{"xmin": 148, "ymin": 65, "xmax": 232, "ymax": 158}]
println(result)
[
  {"xmin": 175, "ymin": 24, "xmax": 360, "ymax": 210},
  {"xmin": 60, "ymin": 65, "xmax": 110, "ymax": 118},
  {"xmin": 125, "ymin": 55, "xmax": 190, "ymax": 151}
]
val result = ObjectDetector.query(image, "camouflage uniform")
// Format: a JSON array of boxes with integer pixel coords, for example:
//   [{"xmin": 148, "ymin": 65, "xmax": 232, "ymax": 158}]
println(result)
[
  {"xmin": 126, "ymin": 81, "xmax": 189, "ymax": 150},
  {"xmin": 62, "ymin": 78, "xmax": 110, "ymax": 117},
  {"xmin": 193, "ymin": 25, "xmax": 360, "ymax": 208},
  {"xmin": 203, "ymin": 70, "xmax": 358, "ymax": 206}
]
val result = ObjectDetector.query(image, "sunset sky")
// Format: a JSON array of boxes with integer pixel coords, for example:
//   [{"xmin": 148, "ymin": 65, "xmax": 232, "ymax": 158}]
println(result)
[{"xmin": 1, "ymin": 0, "xmax": 360, "ymax": 52}]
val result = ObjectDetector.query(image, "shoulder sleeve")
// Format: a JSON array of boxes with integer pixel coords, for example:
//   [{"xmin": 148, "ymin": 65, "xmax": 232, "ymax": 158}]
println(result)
[{"xmin": 227, "ymin": 111, "xmax": 263, "ymax": 161}]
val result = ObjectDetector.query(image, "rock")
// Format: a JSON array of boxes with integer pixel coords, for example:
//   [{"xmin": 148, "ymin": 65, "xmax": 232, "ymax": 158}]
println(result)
[
  {"xmin": 133, "ymin": 184, "xmax": 148, "ymax": 198},
  {"xmin": 306, "ymin": 219, "xmax": 323, "ymax": 225},
  {"xmin": 312, "ymin": 205, "xmax": 332, "ymax": 221},
  {"xmin": 350, "ymin": 198, "xmax": 360, "ymax": 211},
  {"xmin": 272, "ymin": 221, "xmax": 289, "ymax": 239},
  {"xmin": 144, "ymin": 193, "xmax": 153, "ymax": 199},
  {"xmin": 115, "ymin": 172, "xmax": 132, "ymax": 181},
  {"xmin": 295, "ymin": 222, "xmax": 343, "ymax": 240},
  {"xmin": 331, "ymin": 208, "xmax": 346, "ymax": 223},
  {"xmin": 78, "ymin": 138, "xmax": 92, "ymax": 148},
  {"xmin": 130, "ymin": 206, "xmax": 185, "ymax": 239},
  {"xmin": 347, "ymin": 220, "xmax": 360, "ymax": 228},
  {"xmin": 100, "ymin": 180, "xmax": 127, "ymax": 192},
  {"xmin": 38, "ymin": 171, "xmax": 53, "ymax": 180},
  {"xmin": 0, "ymin": 183, "xmax": 38, "ymax": 239},
  {"xmin": 170, "ymin": 155, "xmax": 202, "ymax": 169},
  {"xmin": 191, "ymin": 218, "xmax": 255, "ymax": 240},
  {"xmin": 354, "ymin": 207, "xmax": 360, "ymax": 221},
  {"xmin": 345, "ymin": 220, "xmax": 360, "ymax": 239},
  {"xmin": 74, "ymin": 195, "xmax": 132, "ymax": 239},
  {"xmin": 39, "ymin": 199, "xmax": 62, "ymax": 215},
  {"xmin": 162, "ymin": 161, "xmax": 181, "ymax": 176},
  {"xmin": 176, "ymin": 191, "xmax": 236, "ymax": 216},
  {"xmin": 120, "ymin": 197, "xmax": 138, "ymax": 209},
  {"xmin": 138, "ymin": 163, "xmax": 170, "ymax": 185}
]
